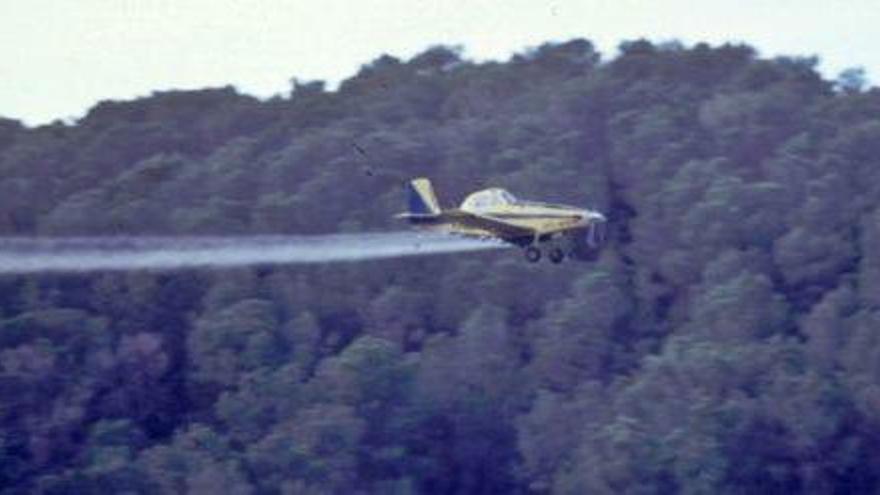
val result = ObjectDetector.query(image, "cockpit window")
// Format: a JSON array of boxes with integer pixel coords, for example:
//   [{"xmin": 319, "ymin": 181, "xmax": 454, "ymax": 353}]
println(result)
[
  {"xmin": 499, "ymin": 190, "xmax": 517, "ymax": 204},
  {"xmin": 461, "ymin": 188, "xmax": 517, "ymax": 211}
]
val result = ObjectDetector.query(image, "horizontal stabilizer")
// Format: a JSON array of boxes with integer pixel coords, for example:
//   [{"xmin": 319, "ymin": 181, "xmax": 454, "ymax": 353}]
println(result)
[{"xmin": 394, "ymin": 212, "xmax": 441, "ymax": 220}]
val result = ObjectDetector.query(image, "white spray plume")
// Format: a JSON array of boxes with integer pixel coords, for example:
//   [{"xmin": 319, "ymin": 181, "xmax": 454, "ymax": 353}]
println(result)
[{"xmin": 0, "ymin": 232, "xmax": 508, "ymax": 274}]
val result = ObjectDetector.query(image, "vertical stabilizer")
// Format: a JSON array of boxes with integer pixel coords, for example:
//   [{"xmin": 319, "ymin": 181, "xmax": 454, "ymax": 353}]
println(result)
[{"xmin": 407, "ymin": 178, "xmax": 441, "ymax": 215}]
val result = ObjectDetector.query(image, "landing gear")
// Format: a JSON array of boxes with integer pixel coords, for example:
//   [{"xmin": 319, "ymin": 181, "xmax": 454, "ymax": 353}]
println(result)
[
  {"xmin": 524, "ymin": 246, "xmax": 565, "ymax": 264},
  {"xmin": 525, "ymin": 246, "xmax": 541, "ymax": 263}
]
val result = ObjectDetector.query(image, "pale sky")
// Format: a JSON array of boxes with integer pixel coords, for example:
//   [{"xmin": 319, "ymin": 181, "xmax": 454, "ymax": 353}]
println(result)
[{"xmin": 1, "ymin": 0, "xmax": 877, "ymax": 126}]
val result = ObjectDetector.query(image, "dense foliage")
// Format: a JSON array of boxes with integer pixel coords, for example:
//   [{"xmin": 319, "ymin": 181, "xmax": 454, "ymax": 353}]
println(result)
[{"xmin": 2, "ymin": 39, "xmax": 880, "ymax": 493}]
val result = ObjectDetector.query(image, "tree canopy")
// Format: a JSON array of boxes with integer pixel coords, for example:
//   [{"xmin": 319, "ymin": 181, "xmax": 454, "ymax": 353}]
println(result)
[{"xmin": 2, "ymin": 39, "xmax": 880, "ymax": 493}]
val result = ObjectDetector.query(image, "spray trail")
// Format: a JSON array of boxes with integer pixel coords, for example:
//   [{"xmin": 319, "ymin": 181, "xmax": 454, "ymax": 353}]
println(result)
[{"xmin": 0, "ymin": 232, "xmax": 509, "ymax": 274}]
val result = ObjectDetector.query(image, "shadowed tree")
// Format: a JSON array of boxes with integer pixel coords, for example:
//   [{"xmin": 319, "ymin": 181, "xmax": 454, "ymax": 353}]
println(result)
[{"xmin": 3, "ymin": 40, "xmax": 880, "ymax": 494}]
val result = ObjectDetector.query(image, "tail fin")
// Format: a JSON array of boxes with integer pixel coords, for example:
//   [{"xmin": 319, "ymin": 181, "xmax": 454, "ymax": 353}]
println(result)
[
  {"xmin": 406, "ymin": 177, "xmax": 441, "ymax": 215},
  {"xmin": 396, "ymin": 177, "xmax": 442, "ymax": 222}
]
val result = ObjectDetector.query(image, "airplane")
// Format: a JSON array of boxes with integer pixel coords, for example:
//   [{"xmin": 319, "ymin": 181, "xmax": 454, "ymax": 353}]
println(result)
[{"xmin": 396, "ymin": 177, "xmax": 607, "ymax": 263}]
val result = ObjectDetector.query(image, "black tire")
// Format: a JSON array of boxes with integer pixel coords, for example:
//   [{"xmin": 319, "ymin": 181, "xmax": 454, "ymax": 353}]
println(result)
[
  {"xmin": 549, "ymin": 247, "xmax": 564, "ymax": 264},
  {"xmin": 525, "ymin": 246, "xmax": 541, "ymax": 263}
]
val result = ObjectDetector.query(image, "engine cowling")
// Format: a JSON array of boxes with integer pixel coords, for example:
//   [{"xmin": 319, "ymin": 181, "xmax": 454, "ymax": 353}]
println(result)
[{"xmin": 566, "ymin": 219, "xmax": 607, "ymax": 261}]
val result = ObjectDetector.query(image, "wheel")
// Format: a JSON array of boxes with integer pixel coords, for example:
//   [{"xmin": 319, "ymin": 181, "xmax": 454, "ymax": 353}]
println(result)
[
  {"xmin": 524, "ymin": 246, "xmax": 541, "ymax": 263},
  {"xmin": 549, "ymin": 247, "xmax": 564, "ymax": 264}
]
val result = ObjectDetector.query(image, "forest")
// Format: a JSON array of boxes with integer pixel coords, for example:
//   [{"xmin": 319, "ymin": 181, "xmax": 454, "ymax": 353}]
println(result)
[{"xmin": 1, "ymin": 39, "xmax": 880, "ymax": 493}]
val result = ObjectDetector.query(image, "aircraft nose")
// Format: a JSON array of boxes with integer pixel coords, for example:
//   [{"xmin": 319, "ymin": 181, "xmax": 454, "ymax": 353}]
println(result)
[{"xmin": 580, "ymin": 210, "xmax": 604, "ymax": 225}]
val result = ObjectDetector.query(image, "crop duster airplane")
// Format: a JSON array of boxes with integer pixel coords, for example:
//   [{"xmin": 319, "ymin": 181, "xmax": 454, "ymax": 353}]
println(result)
[{"xmin": 396, "ymin": 178, "xmax": 607, "ymax": 263}]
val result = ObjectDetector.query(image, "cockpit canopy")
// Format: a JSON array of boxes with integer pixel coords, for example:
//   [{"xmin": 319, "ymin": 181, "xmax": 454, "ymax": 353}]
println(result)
[{"xmin": 460, "ymin": 188, "xmax": 518, "ymax": 212}]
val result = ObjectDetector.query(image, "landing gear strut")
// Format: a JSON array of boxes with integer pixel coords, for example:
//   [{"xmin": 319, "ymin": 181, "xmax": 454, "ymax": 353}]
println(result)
[{"xmin": 524, "ymin": 246, "xmax": 541, "ymax": 263}]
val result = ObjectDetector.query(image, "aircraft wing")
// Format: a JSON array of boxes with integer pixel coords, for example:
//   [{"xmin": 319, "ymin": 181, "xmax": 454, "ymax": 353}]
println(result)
[{"xmin": 445, "ymin": 210, "xmax": 536, "ymax": 243}]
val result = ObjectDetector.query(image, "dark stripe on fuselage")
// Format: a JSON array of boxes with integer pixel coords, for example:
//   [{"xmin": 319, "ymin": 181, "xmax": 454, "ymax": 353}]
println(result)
[
  {"xmin": 490, "ymin": 213, "xmax": 583, "ymax": 220},
  {"xmin": 407, "ymin": 216, "xmax": 442, "ymax": 225}
]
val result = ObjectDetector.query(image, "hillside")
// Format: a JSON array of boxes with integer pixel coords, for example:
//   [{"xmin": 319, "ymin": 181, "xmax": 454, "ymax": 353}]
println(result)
[{"xmin": 2, "ymin": 39, "xmax": 880, "ymax": 493}]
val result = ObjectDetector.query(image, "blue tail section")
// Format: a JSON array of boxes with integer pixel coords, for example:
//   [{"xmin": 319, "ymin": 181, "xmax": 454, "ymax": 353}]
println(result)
[
  {"xmin": 407, "ymin": 182, "xmax": 433, "ymax": 214},
  {"xmin": 396, "ymin": 178, "xmax": 442, "ymax": 224},
  {"xmin": 404, "ymin": 178, "xmax": 440, "ymax": 215}
]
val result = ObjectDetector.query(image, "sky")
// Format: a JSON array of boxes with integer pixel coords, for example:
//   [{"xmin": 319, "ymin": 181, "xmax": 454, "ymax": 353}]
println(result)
[{"xmin": 1, "ymin": 0, "xmax": 878, "ymax": 126}]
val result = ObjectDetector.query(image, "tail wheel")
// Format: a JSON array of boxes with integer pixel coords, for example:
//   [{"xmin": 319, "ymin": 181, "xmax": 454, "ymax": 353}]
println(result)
[
  {"xmin": 549, "ymin": 247, "xmax": 565, "ymax": 264},
  {"xmin": 524, "ymin": 246, "xmax": 541, "ymax": 263}
]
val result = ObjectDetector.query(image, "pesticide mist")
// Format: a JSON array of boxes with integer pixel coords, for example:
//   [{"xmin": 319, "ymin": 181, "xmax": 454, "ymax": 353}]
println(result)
[{"xmin": 0, "ymin": 232, "xmax": 509, "ymax": 274}]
